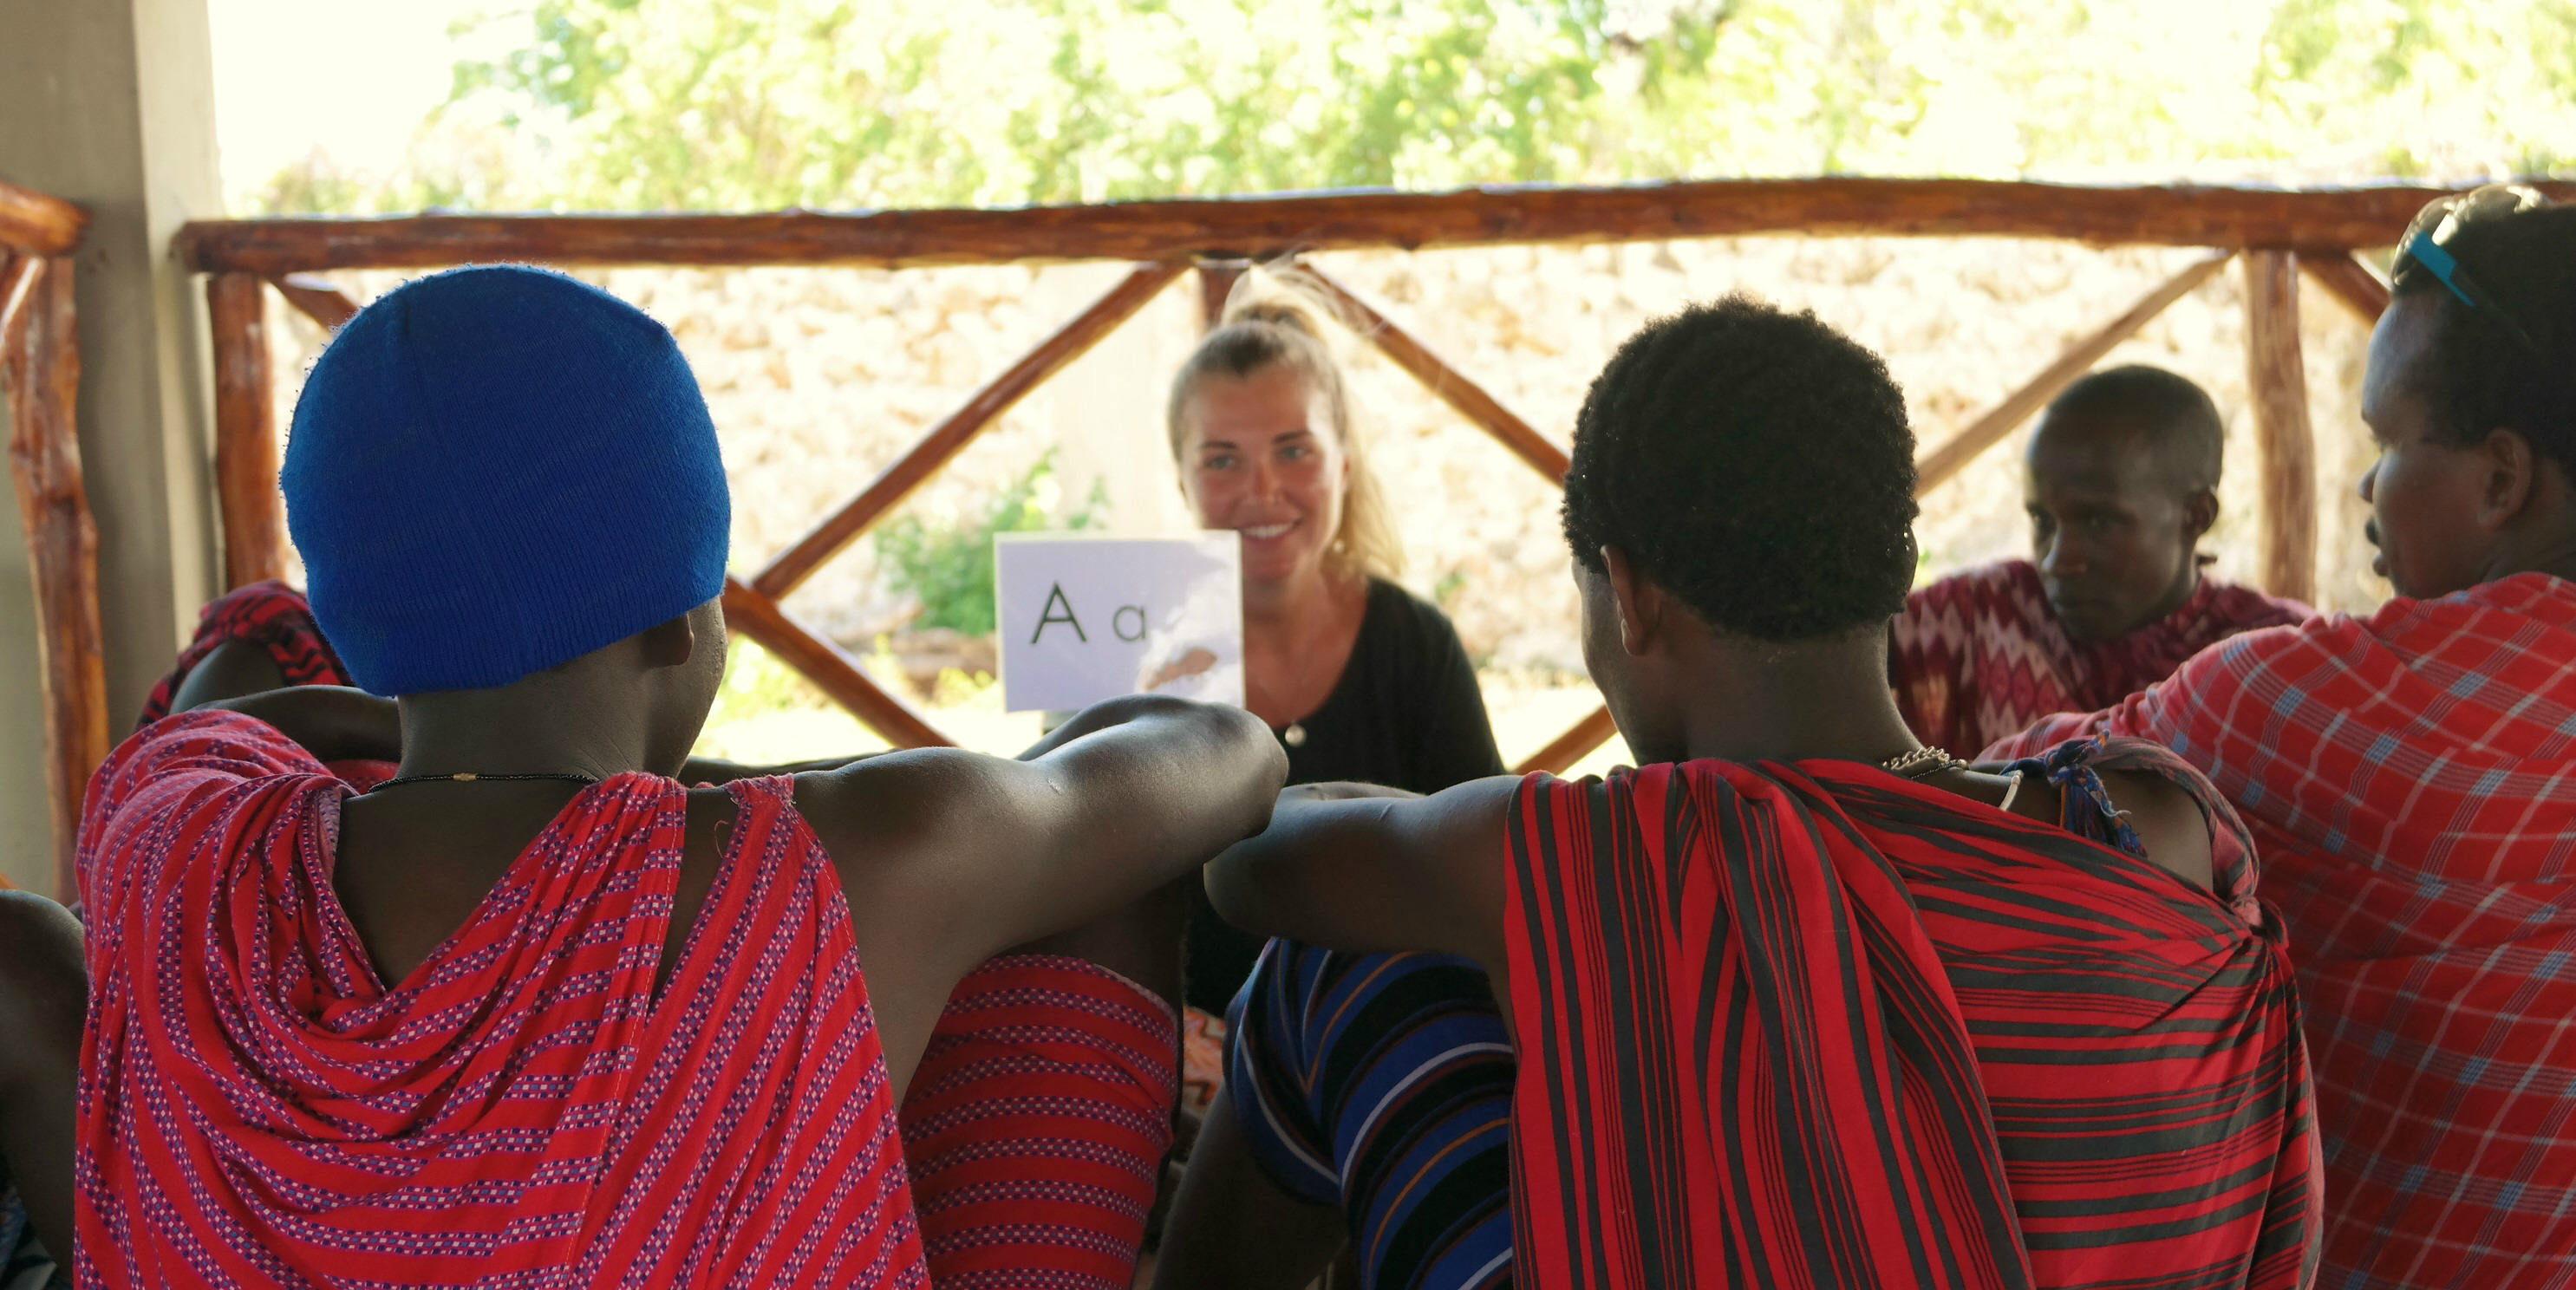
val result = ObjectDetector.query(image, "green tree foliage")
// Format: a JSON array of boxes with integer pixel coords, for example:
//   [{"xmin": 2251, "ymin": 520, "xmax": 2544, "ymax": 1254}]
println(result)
[
  {"xmin": 258, "ymin": 0, "xmax": 2576, "ymax": 215},
  {"xmin": 874, "ymin": 453, "xmax": 1101, "ymax": 636}
]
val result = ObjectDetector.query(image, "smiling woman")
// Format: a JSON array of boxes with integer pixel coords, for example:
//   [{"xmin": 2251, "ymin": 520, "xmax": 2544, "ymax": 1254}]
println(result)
[{"xmin": 1164, "ymin": 282, "xmax": 1503, "ymax": 1017}]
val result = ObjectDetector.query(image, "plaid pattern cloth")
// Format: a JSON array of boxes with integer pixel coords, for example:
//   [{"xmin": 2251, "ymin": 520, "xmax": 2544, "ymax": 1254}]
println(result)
[
  {"xmin": 1893, "ymin": 559, "xmax": 2310, "ymax": 755},
  {"xmin": 1988, "ymin": 571, "xmax": 2576, "ymax": 1288}
]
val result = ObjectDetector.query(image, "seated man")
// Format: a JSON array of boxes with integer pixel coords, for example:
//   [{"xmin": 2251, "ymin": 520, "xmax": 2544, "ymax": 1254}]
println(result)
[
  {"xmin": 1992, "ymin": 188, "xmax": 2576, "ymax": 1287},
  {"xmin": 1, "ymin": 580, "xmax": 347, "ymax": 1289},
  {"xmin": 1163, "ymin": 297, "xmax": 2319, "ymax": 1290},
  {"xmin": 1892, "ymin": 364, "xmax": 2309, "ymax": 753},
  {"xmin": 0, "ymin": 890, "xmax": 81, "ymax": 1290},
  {"xmin": 73, "ymin": 265, "xmax": 1288, "ymax": 1289}
]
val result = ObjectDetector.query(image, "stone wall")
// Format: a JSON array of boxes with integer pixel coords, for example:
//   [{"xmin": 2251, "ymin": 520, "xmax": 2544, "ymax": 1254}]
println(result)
[{"xmin": 270, "ymin": 238, "xmax": 2385, "ymax": 689}]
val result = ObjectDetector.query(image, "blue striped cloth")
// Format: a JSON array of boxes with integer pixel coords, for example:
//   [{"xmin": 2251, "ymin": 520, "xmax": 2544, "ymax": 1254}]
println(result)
[{"xmin": 1228, "ymin": 942, "xmax": 1515, "ymax": 1290}]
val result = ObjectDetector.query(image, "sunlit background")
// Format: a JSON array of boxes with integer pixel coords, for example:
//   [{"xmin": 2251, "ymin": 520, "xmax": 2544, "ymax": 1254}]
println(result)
[{"xmin": 204, "ymin": 0, "xmax": 2576, "ymax": 773}]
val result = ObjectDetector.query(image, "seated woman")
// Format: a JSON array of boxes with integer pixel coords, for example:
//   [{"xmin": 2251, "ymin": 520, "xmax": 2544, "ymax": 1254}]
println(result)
[
  {"xmin": 1167, "ymin": 282, "xmax": 1503, "ymax": 1065},
  {"xmin": 1161, "ymin": 296, "xmax": 2319, "ymax": 1290},
  {"xmin": 72, "ymin": 265, "xmax": 1288, "ymax": 1289}
]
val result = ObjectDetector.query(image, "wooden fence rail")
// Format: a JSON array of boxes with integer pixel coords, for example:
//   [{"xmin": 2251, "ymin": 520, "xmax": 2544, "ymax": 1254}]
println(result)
[
  {"xmin": 0, "ymin": 179, "xmax": 108, "ymax": 898},
  {"xmin": 185, "ymin": 178, "xmax": 2494, "ymax": 778},
  {"xmin": 175, "ymin": 178, "xmax": 2576, "ymax": 273}
]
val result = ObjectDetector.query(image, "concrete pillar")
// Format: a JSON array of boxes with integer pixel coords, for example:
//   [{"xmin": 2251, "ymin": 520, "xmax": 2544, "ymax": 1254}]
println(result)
[{"xmin": 0, "ymin": 0, "xmax": 225, "ymax": 887}]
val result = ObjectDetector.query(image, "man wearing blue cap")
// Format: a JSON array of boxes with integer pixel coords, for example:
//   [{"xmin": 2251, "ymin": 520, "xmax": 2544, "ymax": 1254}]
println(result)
[{"xmin": 69, "ymin": 265, "xmax": 1287, "ymax": 1288}]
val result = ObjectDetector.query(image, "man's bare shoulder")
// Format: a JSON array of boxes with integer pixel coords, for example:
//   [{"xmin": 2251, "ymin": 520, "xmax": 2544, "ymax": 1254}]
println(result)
[{"xmin": 2093, "ymin": 769, "xmax": 2216, "ymax": 890}]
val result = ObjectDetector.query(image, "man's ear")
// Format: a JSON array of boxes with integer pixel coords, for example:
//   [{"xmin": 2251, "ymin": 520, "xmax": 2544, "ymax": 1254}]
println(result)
[
  {"xmin": 637, "ymin": 611, "xmax": 699, "ymax": 670},
  {"xmin": 2478, "ymin": 427, "xmax": 2543, "ymax": 531},
  {"xmin": 2179, "ymin": 487, "xmax": 2219, "ymax": 542},
  {"xmin": 1601, "ymin": 545, "xmax": 1661, "ymax": 657}
]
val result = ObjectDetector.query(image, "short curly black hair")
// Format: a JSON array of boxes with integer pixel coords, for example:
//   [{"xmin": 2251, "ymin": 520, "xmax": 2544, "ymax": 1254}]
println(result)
[
  {"xmin": 2391, "ymin": 204, "xmax": 2576, "ymax": 479},
  {"xmin": 1561, "ymin": 296, "xmax": 1918, "ymax": 642}
]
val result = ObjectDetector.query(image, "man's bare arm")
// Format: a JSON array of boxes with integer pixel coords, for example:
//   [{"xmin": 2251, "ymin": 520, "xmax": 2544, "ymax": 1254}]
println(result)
[
  {"xmin": 198, "ymin": 687, "xmax": 401, "ymax": 765},
  {"xmin": 1204, "ymin": 776, "xmax": 1522, "ymax": 972},
  {"xmin": 1155, "ymin": 1086, "xmax": 1347, "ymax": 1290},
  {"xmin": 797, "ymin": 694, "xmax": 1287, "ymax": 983}
]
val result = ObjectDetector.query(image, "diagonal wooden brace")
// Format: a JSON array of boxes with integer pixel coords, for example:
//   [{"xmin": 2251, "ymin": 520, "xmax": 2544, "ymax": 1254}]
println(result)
[{"xmin": 753, "ymin": 260, "xmax": 1188, "ymax": 600}]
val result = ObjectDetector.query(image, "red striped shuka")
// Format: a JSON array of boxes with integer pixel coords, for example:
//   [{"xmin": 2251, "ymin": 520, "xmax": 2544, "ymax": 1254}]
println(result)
[
  {"xmin": 75, "ymin": 710, "xmax": 1177, "ymax": 1289},
  {"xmin": 1502, "ymin": 738, "xmax": 2320, "ymax": 1290}
]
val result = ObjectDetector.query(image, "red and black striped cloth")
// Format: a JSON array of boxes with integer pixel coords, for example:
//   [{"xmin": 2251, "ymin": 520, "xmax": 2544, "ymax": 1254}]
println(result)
[{"xmin": 1503, "ymin": 739, "xmax": 2320, "ymax": 1290}]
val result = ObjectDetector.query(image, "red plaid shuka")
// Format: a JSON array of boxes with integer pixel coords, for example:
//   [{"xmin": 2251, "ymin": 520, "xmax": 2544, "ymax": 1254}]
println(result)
[
  {"xmin": 1893, "ymin": 560, "xmax": 2310, "ymax": 755},
  {"xmin": 1504, "ymin": 739, "xmax": 2318, "ymax": 1290},
  {"xmin": 75, "ymin": 711, "xmax": 1176, "ymax": 1288},
  {"xmin": 1990, "ymin": 572, "xmax": 2576, "ymax": 1288}
]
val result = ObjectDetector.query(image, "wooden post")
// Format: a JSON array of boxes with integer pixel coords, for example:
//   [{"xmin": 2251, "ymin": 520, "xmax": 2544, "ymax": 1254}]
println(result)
[
  {"xmin": 2243, "ymin": 251, "xmax": 2318, "ymax": 603},
  {"xmin": 2, "ymin": 257, "xmax": 112, "ymax": 898},
  {"xmin": 207, "ymin": 272, "xmax": 290, "ymax": 588},
  {"xmin": 0, "ymin": 252, "xmax": 34, "ymax": 341},
  {"xmin": 1197, "ymin": 259, "xmax": 1245, "ymax": 331}
]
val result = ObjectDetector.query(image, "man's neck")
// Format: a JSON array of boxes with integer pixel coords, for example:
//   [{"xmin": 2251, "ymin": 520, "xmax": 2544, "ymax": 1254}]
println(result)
[
  {"xmin": 1671, "ymin": 631, "xmax": 1929, "ymax": 765},
  {"xmin": 2484, "ymin": 528, "xmax": 2576, "ymax": 590},
  {"xmin": 394, "ymin": 684, "xmax": 664, "ymax": 783},
  {"xmin": 2116, "ymin": 557, "xmax": 2205, "ymax": 636}
]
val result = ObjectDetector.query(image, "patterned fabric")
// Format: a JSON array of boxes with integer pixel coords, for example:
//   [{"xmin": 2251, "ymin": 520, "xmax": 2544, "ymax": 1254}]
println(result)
[
  {"xmin": 1503, "ymin": 738, "xmax": 2319, "ymax": 1290},
  {"xmin": 1228, "ymin": 943, "xmax": 1515, "ymax": 1290},
  {"xmin": 136, "ymin": 580, "xmax": 351, "ymax": 726},
  {"xmin": 903, "ymin": 955, "xmax": 1179, "ymax": 1290},
  {"xmin": 1893, "ymin": 559, "xmax": 2310, "ymax": 755},
  {"xmin": 1987, "ymin": 571, "xmax": 2576, "ymax": 1289},
  {"xmin": 74, "ymin": 710, "xmax": 1177, "ymax": 1287}
]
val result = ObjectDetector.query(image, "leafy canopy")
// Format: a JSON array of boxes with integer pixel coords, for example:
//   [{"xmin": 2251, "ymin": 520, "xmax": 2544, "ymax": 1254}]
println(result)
[{"xmin": 258, "ymin": 0, "xmax": 2576, "ymax": 215}]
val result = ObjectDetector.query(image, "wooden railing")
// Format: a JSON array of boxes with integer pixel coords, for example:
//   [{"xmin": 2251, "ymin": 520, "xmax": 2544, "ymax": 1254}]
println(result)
[
  {"xmin": 175, "ymin": 177, "xmax": 2555, "ymax": 775},
  {"xmin": 1, "ymin": 179, "xmax": 109, "ymax": 897}
]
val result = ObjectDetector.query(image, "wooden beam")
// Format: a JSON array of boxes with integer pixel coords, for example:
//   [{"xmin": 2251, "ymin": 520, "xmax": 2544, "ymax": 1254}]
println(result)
[
  {"xmin": 271, "ymin": 273, "xmax": 362, "ymax": 329},
  {"xmin": 1, "ymin": 257, "xmax": 112, "ymax": 897},
  {"xmin": 171, "ymin": 179, "xmax": 2576, "ymax": 275},
  {"xmin": 206, "ymin": 273, "xmax": 290, "ymax": 589},
  {"xmin": 1197, "ymin": 260, "xmax": 1245, "ymax": 330},
  {"xmin": 0, "ymin": 181, "xmax": 86, "ymax": 257},
  {"xmin": 1290, "ymin": 258, "xmax": 1569, "ymax": 482},
  {"xmin": 2299, "ymin": 250, "xmax": 2390, "ymax": 323},
  {"xmin": 2243, "ymin": 251, "xmax": 2318, "ymax": 604},
  {"xmin": 1514, "ymin": 704, "xmax": 1620, "ymax": 777},
  {"xmin": 721, "ymin": 577, "xmax": 952, "ymax": 749},
  {"xmin": 753, "ymin": 260, "xmax": 1186, "ymax": 599},
  {"xmin": 1914, "ymin": 251, "xmax": 2233, "ymax": 496}
]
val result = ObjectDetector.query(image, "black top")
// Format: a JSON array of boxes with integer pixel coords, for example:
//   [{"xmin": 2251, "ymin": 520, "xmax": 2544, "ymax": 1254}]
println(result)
[{"xmin": 1184, "ymin": 578, "xmax": 1505, "ymax": 1015}]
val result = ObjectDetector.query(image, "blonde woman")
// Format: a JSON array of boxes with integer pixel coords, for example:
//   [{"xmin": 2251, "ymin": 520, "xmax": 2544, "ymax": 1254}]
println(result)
[{"xmin": 1167, "ymin": 290, "xmax": 1503, "ymax": 1017}]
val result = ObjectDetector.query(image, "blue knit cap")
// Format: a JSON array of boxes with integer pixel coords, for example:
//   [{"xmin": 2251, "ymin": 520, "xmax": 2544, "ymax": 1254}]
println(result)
[{"xmin": 282, "ymin": 265, "xmax": 730, "ymax": 695}]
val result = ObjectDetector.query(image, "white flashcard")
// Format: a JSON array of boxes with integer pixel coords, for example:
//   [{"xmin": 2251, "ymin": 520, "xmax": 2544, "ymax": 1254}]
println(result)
[{"xmin": 995, "ymin": 532, "xmax": 1244, "ymax": 713}]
